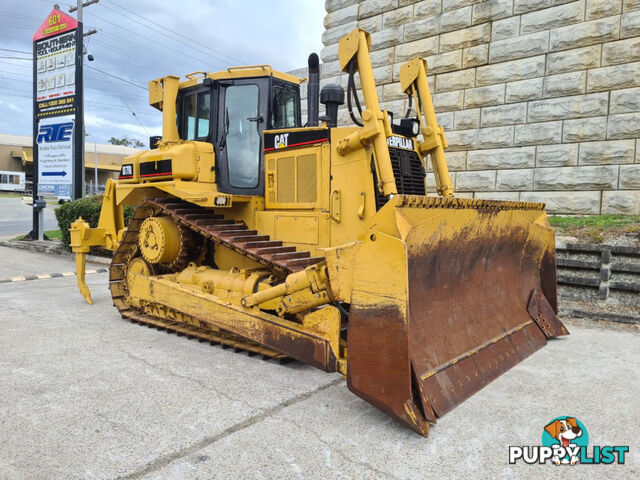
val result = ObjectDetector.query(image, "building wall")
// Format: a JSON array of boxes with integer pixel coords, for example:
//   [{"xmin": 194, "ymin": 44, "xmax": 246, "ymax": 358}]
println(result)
[
  {"xmin": 0, "ymin": 145, "xmax": 24, "ymax": 172},
  {"xmin": 318, "ymin": 0, "xmax": 640, "ymax": 214}
]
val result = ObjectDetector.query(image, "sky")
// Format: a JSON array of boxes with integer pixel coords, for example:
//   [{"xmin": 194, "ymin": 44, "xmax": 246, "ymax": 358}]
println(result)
[{"xmin": 0, "ymin": 0, "xmax": 325, "ymax": 145}]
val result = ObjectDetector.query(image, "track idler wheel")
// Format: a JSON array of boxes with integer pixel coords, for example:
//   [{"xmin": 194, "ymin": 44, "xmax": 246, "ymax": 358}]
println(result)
[{"xmin": 139, "ymin": 216, "xmax": 183, "ymax": 266}]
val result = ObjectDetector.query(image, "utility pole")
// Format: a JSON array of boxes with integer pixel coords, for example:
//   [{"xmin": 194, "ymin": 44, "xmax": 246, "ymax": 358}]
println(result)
[
  {"xmin": 69, "ymin": 0, "xmax": 99, "ymax": 197},
  {"xmin": 69, "ymin": 0, "xmax": 99, "ymax": 22}
]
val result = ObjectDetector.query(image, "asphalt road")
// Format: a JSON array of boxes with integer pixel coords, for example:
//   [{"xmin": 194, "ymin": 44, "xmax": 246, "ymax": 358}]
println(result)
[
  {"xmin": 0, "ymin": 196, "xmax": 58, "ymax": 237},
  {"xmin": 0, "ymin": 246, "xmax": 638, "ymax": 479}
]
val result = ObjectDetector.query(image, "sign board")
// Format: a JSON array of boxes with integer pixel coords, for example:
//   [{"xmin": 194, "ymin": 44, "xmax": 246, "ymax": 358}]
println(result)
[
  {"xmin": 33, "ymin": 8, "xmax": 83, "ymax": 201},
  {"xmin": 36, "ymin": 114, "xmax": 75, "ymax": 198},
  {"xmin": 35, "ymin": 31, "xmax": 76, "ymax": 118}
]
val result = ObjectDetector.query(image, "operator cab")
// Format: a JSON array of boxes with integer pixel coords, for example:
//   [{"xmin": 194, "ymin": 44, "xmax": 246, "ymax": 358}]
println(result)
[{"xmin": 176, "ymin": 69, "xmax": 302, "ymax": 196}]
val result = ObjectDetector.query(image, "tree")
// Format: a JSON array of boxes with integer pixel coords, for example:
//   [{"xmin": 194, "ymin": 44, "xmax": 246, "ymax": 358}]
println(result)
[{"xmin": 108, "ymin": 135, "xmax": 145, "ymax": 148}]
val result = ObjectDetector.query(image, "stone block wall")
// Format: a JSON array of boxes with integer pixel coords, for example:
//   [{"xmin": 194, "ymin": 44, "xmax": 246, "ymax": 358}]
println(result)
[{"xmin": 312, "ymin": 0, "xmax": 640, "ymax": 214}]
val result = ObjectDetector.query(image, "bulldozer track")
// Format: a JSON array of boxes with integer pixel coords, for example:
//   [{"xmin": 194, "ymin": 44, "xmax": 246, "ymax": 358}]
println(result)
[
  {"xmin": 109, "ymin": 197, "xmax": 325, "ymax": 361},
  {"xmin": 125, "ymin": 308, "xmax": 290, "ymax": 362}
]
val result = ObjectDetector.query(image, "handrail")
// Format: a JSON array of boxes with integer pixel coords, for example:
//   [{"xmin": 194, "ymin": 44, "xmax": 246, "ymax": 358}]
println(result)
[{"xmin": 227, "ymin": 64, "xmax": 272, "ymax": 72}]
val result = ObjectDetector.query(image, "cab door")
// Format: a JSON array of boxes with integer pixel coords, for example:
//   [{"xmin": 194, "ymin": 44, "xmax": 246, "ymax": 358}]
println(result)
[{"xmin": 216, "ymin": 78, "xmax": 269, "ymax": 195}]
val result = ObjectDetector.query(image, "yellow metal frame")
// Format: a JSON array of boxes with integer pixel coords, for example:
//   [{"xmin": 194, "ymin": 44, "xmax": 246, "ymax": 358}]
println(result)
[
  {"xmin": 126, "ymin": 262, "xmax": 344, "ymax": 374},
  {"xmin": 337, "ymin": 29, "xmax": 396, "ymax": 198},
  {"xmin": 399, "ymin": 58, "xmax": 454, "ymax": 197}
]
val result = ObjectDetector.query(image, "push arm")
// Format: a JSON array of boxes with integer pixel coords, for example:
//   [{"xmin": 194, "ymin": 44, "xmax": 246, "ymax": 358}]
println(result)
[
  {"xmin": 399, "ymin": 58, "xmax": 454, "ymax": 197},
  {"xmin": 337, "ymin": 28, "xmax": 397, "ymax": 197}
]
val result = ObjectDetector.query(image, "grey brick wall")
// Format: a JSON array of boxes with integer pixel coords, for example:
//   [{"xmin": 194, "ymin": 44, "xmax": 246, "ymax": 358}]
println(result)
[{"xmin": 308, "ymin": 0, "xmax": 640, "ymax": 214}]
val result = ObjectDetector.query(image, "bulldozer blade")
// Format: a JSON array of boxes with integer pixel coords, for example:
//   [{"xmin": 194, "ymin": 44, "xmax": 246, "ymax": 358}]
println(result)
[{"xmin": 346, "ymin": 197, "xmax": 567, "ymax": 436}]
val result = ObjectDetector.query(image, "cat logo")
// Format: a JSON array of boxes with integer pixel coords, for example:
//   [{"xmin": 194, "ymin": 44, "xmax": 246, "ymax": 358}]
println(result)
[
  {"xmin": 387, "ymin": 135, "xmax": 414, "ymax": 150},
  {"xmin": 274, "ymin": 133, "xmax": 289, "ymax": 149}
]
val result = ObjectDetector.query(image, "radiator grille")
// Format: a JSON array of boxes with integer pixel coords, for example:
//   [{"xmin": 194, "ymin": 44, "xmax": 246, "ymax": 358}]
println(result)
[
  {"xmin": 277, "ymin": 156, "xmax": 295, "ymax": 203},
  {"xmin": 296, "ymin": 154, "xmax": 317, "ymax": 203},
  {"xmin": 375, "ymin": 148, "xmax": 426, "ymax": 209}
]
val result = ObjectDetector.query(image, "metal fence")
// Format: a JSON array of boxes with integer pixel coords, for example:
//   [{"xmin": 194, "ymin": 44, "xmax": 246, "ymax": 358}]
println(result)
[
  {"xmin": 556, "ymin": 240, "xmax": 640, "ymax": 323},
  {"xmin": 85, "ymin": 182, "xmax": 106, "ymax": 195}
]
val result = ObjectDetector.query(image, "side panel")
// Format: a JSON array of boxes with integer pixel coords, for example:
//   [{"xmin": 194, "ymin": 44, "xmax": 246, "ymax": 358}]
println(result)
[
  {"xmin": 329, "ymin": 128, "xmax": 378, "ymax": 247},
  {"xmin": 264, "ymin": 142, "xmax": 325, "ymax": 210},
  {"xmin": 256, "ymin": 140, "xmax": 332, "ymax": 255},
  {"xmin": 116, "ymin": 141, "xmax": 215, "ymax": 185}
]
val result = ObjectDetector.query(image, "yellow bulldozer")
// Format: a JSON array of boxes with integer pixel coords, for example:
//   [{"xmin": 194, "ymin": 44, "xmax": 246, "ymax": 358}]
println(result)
[{"xmin": 70, "ymin": 29, "xmax": 567, "ymax": 436}]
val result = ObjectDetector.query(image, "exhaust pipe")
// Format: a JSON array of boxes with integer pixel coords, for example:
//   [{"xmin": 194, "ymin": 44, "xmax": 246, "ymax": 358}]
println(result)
[
  {"xmin": 161, "ymin": 76, "xmax": 180, "ymax": 142},
  {"xmin": 307, "ymin": 53, "xmax": 320, "ymax": 127},
  {"xmin": 148, "ymin": 75, "xmax": 181, "ymax": 143}
]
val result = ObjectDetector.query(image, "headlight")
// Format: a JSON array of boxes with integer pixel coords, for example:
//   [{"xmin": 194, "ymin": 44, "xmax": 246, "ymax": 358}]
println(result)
[
  {"xmin": 400, "ymin": 118, "xmax": 420, "ymax": 137},
  {"xmin": 411, "ymin": 119, "xmax": 419, "ymax": 136}
]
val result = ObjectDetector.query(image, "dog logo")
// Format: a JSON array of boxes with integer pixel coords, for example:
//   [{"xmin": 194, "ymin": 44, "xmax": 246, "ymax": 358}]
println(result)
[
  {"xmin": 510, "ymin": 416, "xmax": 628, "ymax": 465},
  {"xmin": 543, "ymin": 417, "xmax": 586, "ymax": 465}
]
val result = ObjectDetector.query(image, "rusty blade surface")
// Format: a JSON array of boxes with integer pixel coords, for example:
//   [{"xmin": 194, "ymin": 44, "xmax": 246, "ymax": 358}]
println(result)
[
  {"xmin": 347, "ymin": 232, "xmax": 431, "ymax": 435},
  {"xmin": 347, "ymin": 201, "xmax": 567, "ymax": 436},
  {"xmin": 406, "ymin": 218, "xmax": 550, "ymax": 420}
]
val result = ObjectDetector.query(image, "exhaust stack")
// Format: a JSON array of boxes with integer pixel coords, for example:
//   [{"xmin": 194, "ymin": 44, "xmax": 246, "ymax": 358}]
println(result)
[
  {"xmin": 148, "ymin": 75, "xmax": 180, "ymax": 143},
  {"xmin": 307, "ymin": 53, "xmax": 320, "ymax": 127}
]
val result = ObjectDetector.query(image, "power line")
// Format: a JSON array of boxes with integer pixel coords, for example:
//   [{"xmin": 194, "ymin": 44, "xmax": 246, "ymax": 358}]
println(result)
[
  {"xmin": 0, "ymin": 70, "xmax": 30, "ymax": 78},
  {"xmin": 0, "ymin": 86, "xmax": 32, "ymax": 94},
  {"xmin": 0, "ymin": 58, "xmax": 150, "ymax": 105},
  {"xmin": 100, "ymin": 1, "xmax": 221, "ymax": 67},
  {"xmin": 0, "ymin": 47, "xmax": 32, "ymax": 55},
  {"xmin": 90, "ymin": 34, "xmax": 200, "ymax": 74},
  {"xmin": 0, "ymin": 10, "xmax": 41, "ymax": 21},
  {"xmin": 88, "ymin": 8, "xmax": 225, "ymax": 70},
  {"xmin": 104, "ymin": 0, "xmax": 246, "ymax": 66},
  {"xmin": 0, "ymin": 56, "xmax": 31, "ymax": 60},
  {"xmin": 0, "ymin": 92, "xmax": 156, "ymax": 116},
  {"xmin": 67, "ymin": 12, "xmax": 206, "ymax": 73},
  {"xmin": 1, "ymin": 5, "xmax": 240, "ymax": 70},
  {"xmin": 0, "ymin": 91, "xmax": 30, "ymax": 99},
  {"xmin": 0, "ymin": 20, "xmax": 40, "ymax": 31},
  {"xmin": 0, "ymin": 76, "xmax": 31, "ymax": 85},
  {"xmin": 102, "ymin": 71, "xmax": 150, "ymax": 136},
  {"xmin": 86, "ymin": 65, "xmax": 146, "ymax": 90},
  {"xmin": 1, "ymin": 74, "xmax": 149, "ymax": 105}
]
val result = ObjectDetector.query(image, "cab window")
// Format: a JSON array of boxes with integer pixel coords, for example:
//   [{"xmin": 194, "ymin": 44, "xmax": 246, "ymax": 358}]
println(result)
[
  {"xmin": 197, "ymin": 93, "xmax": 210, "ymax": 137},
  {"xmin": 181, "ymin": 91, "xmax": 211, "ymax": 140},
  {"xmin": 225, "ymin": 84, "xmax": 261, "ymax": 188},
  {"xmin": 271, "ymin": 85, "xmax": 300, "ymax": 129},
  {"xmin": 183, "ymin": 94, "xmax": 196, "ymax": 139}
]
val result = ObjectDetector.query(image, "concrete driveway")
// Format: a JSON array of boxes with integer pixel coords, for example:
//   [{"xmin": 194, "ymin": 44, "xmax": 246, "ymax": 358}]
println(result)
[
  {"xmin": 0, "ymin": 196, "xmax": 58, "ymax": 237},
  {"xmin": 0, "ymin": 247, "xmax": 638, "ymax": 479}
]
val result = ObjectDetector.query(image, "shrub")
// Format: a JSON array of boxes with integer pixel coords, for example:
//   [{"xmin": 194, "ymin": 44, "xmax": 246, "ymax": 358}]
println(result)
[{"xmin": 54, "ymin": 195, "xmax": 134, "ymax": 250}]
